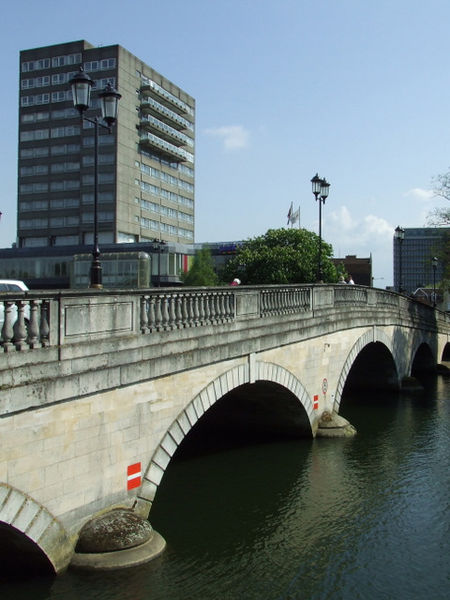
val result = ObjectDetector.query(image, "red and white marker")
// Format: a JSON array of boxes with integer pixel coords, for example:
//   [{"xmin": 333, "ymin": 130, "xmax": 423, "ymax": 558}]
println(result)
[{"xmin": 127, "ymin": 462, "xmax": 142, "ymax": 490}]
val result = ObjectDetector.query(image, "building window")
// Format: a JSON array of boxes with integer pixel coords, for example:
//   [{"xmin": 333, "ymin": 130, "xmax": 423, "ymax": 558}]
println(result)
[
  {"xmin": 50, "ymin": 198, "xmax": 79, "ymax": 209},
  {"xmin": 21, "ymin": 58, "xmax": 50, "ymax": 72}
]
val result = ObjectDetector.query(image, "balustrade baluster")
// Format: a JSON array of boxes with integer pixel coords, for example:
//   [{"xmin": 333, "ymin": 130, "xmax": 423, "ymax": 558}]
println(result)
[
  {"xmin": 193, "ymin": 294, "xmax": 200, "ymax": 326},
  {"xmin": 225, "ymin": 292, "xmax": 234, "ymax": 321},
  {"xmin": 147, "ymin": 296, "xmax": 156, "ymax": 331},
  {"xmin": 181, "ymin": 294, "xmax": 190, "ymax": 327},
  {"xmin": 27, "ymin": 300, "xmax": 40, "ymax": 348},
  {"xmin": 270, "ymin": 291, "xmax": 276, "ymax": 315},
  {"xmin": 187, "ymin": 295, "xmax": 195, "ymax": 327},
  {"xmin": 141, "ymin": 296, "xmax": 149, "ymax": 333},
  {"xmin": 40, "ymin": 300, "xmax": 50, "ymax": 346},
  {"xmin": 204, "ymin": 293, "xmax": 212, "ymax": 325},
  {"xmin": 209, "ymin": 293, "xmax": 217, "ymax": 324},
  {"xmin": 154, "ymin": 296, "xmax": 163, "ymax": 331},
  {"xmin": 13, "ymin": 300, "xmax": 29, "ymax": 351},
  {"xmin": 260, "ymin": 292, "xmax": 267, "ymax": 317},
  {"xmin": 1, "ymin": 301, "xmax": 15, "ymax": 351},
  {"xmin": 219, "ymin": 292, "xmax": 225, "ymax": 322},
  {"xmin": 175, "ymin": 295, "xmax": 183, "ymax": 328},
  {"xmin": 161, "ymin": 295, "xmax": 170, "ymax": 330},
  {"xmin": 168, "ymin": 295, "xmax": 177, "ymax": 329},
  {"xmin": 198, "ymin": 293, "xmax": 205, "ymax": 325}
]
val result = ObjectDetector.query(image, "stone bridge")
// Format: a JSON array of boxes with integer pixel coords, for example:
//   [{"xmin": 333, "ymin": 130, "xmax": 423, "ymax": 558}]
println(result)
[{"xmin": 0, "ymin": 284, "xmax": 449, "ymax": 573}]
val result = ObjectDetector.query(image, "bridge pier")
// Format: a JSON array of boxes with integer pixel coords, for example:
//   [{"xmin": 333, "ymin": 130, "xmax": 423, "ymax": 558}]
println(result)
[
  {"xmin": 316, "ymin": 411, "xmax": 357, "ymax": 438},
  {"xmin": 70, "ymin": 509, "xmax": 165, "ymax": 571}
]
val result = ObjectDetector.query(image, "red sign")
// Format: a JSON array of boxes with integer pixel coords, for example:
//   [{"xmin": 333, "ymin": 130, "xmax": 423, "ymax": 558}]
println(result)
[
  {"xmin": 313, "ymin": 395, "xmax": 319, "ymax": 410},
  {"xmin": 127, "ymin": 462, "xmax": 142, "ymax": 490}
]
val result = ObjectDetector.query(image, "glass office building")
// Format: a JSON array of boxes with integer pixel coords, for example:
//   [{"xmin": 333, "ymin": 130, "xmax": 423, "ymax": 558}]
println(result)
[{"xmin": 393, "ymin": 227, "xmax": 448, "ymax": 294}]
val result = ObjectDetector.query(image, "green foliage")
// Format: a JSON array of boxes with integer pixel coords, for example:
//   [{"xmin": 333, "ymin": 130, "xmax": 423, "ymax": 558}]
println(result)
[
  {"xmin": 335, "ymin": 262, "xmax": 348, "ymax": 281},
  {"xmin": 181, "ymin": 248, "xmax": 218, "ymax": 286},
  {"xmin": 221, "ymin": 228, "xmax": 337, "ymax": 285}
]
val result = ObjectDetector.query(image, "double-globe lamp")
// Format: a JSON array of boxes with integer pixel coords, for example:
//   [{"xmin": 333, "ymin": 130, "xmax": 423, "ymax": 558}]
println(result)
[
  {"xmin": 394, "ymin": 226, "xmax": 405, "ymax": 293},
  {"xmin": 69, "ymin": 67, "xmax": 121, "ymax": 288},
  {"xmin": 311, "ymin": 174, "xmax": 330, "ymax": 282}
]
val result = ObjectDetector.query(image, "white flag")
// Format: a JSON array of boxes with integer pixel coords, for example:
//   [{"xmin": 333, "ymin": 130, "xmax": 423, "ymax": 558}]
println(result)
[{"xmin": 290, "ymin": 208, "xmax": 300, "ymax": 224}]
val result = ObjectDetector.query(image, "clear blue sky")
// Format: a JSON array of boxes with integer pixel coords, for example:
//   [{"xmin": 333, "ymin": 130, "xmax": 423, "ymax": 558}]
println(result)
[{"xmin": 1, "ymin": 0, "xmax": 449, "ymax": 286}]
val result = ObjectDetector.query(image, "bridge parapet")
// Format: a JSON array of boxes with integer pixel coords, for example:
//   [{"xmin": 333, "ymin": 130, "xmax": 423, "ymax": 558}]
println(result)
[{"xmin": 0, "ymin": 285, "xmax": 447, "ymax": 357}]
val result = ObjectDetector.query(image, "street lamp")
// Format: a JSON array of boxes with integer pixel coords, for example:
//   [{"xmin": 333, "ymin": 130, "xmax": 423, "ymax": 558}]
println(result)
[
  {"xmin": 152, "ymin": 239, "xmax": 167, "ymax": 287},
  {"xmin": 69, "ymin": 68, "xmax": 121, "ymax": 288},
  {"xmin": 432, "ymin": 256, "xmax": 438, "ymax": 307},
  {"xmin": 394, "ymin": 226, "xmax": 405, "ymax": 293},
  {"xmin": 311, "ymin": 173, "xmax": 330, "ymax": 282}
]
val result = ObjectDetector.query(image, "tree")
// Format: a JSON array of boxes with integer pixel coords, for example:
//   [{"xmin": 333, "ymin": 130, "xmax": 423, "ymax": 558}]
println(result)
[
  {"xmin": 221, "ymin": 228, "xmax": 337, "ymax": 285},
  {"xmin": 427, "ymin": 168, "xmax": 450, "ymax": 289},
  {"xmin": 180, "ymin": 248, "xmax": 218, "ymax": 286},
  {"xmin": 429, "ymin": 169, "xmax": 450, "ymax": 225}
]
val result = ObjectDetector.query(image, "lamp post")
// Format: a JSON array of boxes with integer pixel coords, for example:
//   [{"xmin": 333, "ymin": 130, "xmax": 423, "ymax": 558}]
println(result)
[
  {"xmin": 432, "ymin": 256, "xmax": 438, "ymax": 307},
  {"xmin": 152, "ymin": 238, "xmax": 167, "ymax": 287},
  {"xmin": 69, "ymin": 68, "xmax": 121, "ymax": 288},
  {"xmin": 311, "ymin": 173, "xmax": 330, "ymax": 282},
  {"xmin": 394, "ymin": 226, "xmax": 405, "ymax": 293}
]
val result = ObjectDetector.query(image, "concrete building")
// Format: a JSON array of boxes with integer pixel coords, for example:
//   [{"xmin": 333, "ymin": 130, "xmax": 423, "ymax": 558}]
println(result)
[
  {"xmin": 18, "ymin": 40, "xmax": 195, "ymax": 249},
  {"xmin": 393, "ymin": 227, "xmax": 448, "ymax": 294}
]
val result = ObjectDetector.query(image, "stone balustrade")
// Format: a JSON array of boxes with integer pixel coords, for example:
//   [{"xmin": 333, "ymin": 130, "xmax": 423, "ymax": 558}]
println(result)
[{"xmin": 0, "ymin": 284, "xmax": 446, "ymax": 353}]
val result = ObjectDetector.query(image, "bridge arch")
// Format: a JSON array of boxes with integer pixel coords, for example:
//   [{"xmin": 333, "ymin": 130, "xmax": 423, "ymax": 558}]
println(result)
[
  {"xmin": 409, "ymin": 337, "xmax": 436, "ymax": 375},
  {"xmin": 139, "ymin": 361, "xmax": 314, "ymax": 514},
  {"xmin": 442, "ymin": 341, "xmax": 450, "ymax": 361},
  {"xmin": 0, "ymin": 483, "xmax": 73, "ymax": 574},
  {"xmin": 334, "ymin": 329, "xmax": 399, "ymax": 412}
]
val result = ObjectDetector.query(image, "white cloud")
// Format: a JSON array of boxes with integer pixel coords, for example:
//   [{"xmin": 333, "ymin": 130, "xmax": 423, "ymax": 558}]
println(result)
[
  {"xmin": 327, "ymin": 206, "xmax": 393, "ymax": 247},
  {"xmin": 404, "ymin": 188, "xmax": 434, "ymax": 201},
  {"xmin": 204, "ymin": 125, "xmax": 250, "ymax": 150},
  {"xmin": 326, "ymin": 206, "xmax": 394, "ymax": 282}
]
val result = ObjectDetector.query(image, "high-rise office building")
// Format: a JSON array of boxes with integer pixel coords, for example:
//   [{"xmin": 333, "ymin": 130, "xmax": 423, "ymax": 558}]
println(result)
[
  {"xmin": 393, "ymin": 227, "xmax": 448, "ymax": 294},
  {"xmin": 18, "ymin": 40, "xmax": 195, "ymax": 249}
]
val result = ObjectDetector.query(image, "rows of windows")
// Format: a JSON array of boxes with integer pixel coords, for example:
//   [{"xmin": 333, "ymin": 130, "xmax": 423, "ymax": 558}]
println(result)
[
  {"xmin": 21, "ymin": 111, "xmax": 49, "ymax": 123},
  {"xmin": 84, "ymin": 58, "xmax": 116, "ymax": 72},
  {"xmin": 21, "ymin": 76, "xmax": 50, "ymax": 89},
  {"xmin": 136, "ymin": 161, "xmax": 194, "ymax": 193},
  {"xmin": 21, "ymin": 73, "xmax": 82, "ymax": 89},
  {"xmin": 19, "ymin": 211, "xmax": 113, "ymax": 229},
  {"xmin": 137, "ymin": 217, "xmax": 193, "ymax": 239},
  {"xmin": 82, "ymin": 154, "xmax": 115, "ymax": 166},
  {"xmin": 140, "ymin": 132, "xmax": 194, "ymax": 163},
  {"xmin": 20, "ymin": 144, "xmax": 81, "ymax": 159},
  {"xmin": 20, "ymin": 125, "xmax": 81, "ymax": 141},
  {"xmin": 21, "ymin": 79, "xmax": 115, "ymax": 107},
  {"xmin": 20, "ymin": 165, "xmax": 48, "ymax": 177},
  {"xmin": 21, "ymin": 53, "xmax": 82, "ymax": 72},
  {"xmin": 135, "ymin": 179, "xmax": 194, "ymax": 209},
  {"xmin": 135, "ymin": 197, "xmax": 194, "ymax": 223},
  {"xmin": 20, "ymin": 107, "xmax": 80, "ymax": 124},
  {"xmin": 19, "ymin": 174, "xmax": 114, "ymax": 194},
  {"xmin": 139, "ymin": 148, "xmax": 195, "ymax": 178},
  {"xmin": 19, "ymin": 193, "xmax": 114, "ymax": 210},
  {"xmin": 81, "ymin": 192, "xmax": 114, "ymax": 204}
]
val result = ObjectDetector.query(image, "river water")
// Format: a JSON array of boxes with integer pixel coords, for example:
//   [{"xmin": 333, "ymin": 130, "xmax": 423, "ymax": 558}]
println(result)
[{"xmin": 2, "ymin": 374, "xmax": 449, "ymax": 599}]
